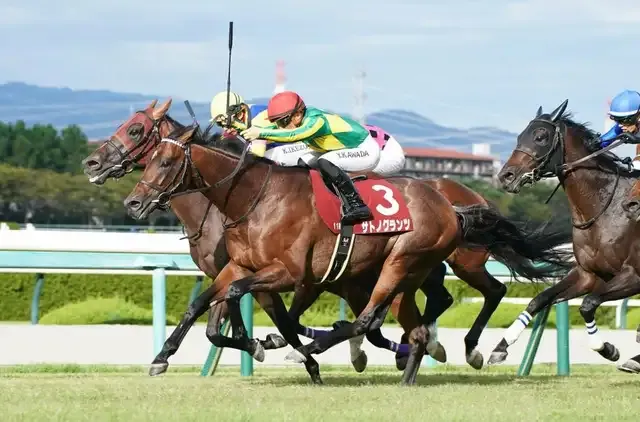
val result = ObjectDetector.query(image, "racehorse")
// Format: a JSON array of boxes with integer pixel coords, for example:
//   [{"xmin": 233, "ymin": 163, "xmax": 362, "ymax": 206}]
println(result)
[
  {"xmin": 81, "ymin": 99, "xmax": 447, "ymax": 374},
  {"xmin": 491, "ymin": 99, "xmax": 640, "ymax": 370},
  {"xmin": 122, "ymin": 122, "xmax": 571, "ymax": 384},
  {"xmin": 616, "ymin": 171, "xmax": 640, "ymax": 372},
  {"xmin": 83, "ymin": 99, "xmax": 558, "ymax": 374}
]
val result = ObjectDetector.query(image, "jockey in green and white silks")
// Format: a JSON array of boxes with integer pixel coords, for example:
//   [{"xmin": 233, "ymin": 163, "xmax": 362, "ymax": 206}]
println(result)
[{"xmin": 240, "ymin": 91, "xmax": 402, "ymax": 225}]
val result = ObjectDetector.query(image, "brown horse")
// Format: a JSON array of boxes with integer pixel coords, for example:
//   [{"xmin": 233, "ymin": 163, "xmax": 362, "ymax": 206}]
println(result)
[
  {"xmin": 81, "ymin": 99, "xmax": 449, "ymax": 374},
  {"xmin": 492, "ymin": 99, "xmax": 640, "ymax": 371},
  {"xmin": 82, "ymin": 99, "xmax": 538, "ymax": 372},
  {"xmin": 122, "ymin": 123, "xmax": 571, "ymax": 384},
  {"xmin": 617, "ymin": 167, "xmax": 640, "ymax": 372}
]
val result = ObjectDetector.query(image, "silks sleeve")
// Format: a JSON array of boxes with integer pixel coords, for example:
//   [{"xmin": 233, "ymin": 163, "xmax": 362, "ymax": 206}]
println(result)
[
  {"xmin": 258, "ymin": 115, "xmax": 324, "ymax": 142},
  {"xmin": 599, "ymin": 124, "xmax": 622, "ymax": 147}
]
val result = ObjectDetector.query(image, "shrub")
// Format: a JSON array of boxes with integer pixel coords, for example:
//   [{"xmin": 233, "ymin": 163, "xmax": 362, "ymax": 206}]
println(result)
[{"xmin": 39, "ymin": 297, "xmax": 179, "ymax": 325}]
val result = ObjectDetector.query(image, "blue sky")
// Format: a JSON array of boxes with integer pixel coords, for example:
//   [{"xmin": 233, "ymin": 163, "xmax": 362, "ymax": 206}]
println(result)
[{"xmin": 2, "ymin": 0, "xmax": 640, "ymax": 155}]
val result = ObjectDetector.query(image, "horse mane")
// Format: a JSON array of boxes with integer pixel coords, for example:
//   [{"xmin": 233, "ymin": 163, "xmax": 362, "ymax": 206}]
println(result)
[
  {"xmin": 559, "ymin": 111, "xmax": 639, "ymax": 177},
  {"xmin": 171, "ymin": 123, "xmax": 310, "ymax": 173}
]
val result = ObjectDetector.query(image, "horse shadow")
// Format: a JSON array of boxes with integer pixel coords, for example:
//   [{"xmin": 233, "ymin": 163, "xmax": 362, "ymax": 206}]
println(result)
[{"xmin": 247, "ymin": 368, "xmax": 562, "ymax": 388}]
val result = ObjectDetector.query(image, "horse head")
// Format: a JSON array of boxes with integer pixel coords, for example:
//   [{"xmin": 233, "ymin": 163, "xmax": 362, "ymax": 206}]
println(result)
[
  {"xmin": 498, "ymin": 100, "xmax": 568, "ymax": 193},
  {"xmin": 82, "ymin": 98, "xmax": 177, "ymax": 185}
]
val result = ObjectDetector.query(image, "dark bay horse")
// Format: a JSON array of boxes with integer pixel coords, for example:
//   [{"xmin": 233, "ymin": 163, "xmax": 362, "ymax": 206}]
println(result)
[
  {"xmin": 492, "ymin": 99, "xmax": 640, "ymax": 370},
  {"xmin": 122, "ymin": 124, "xmax": 571, "ymax": 384},
  {"xmin": 616, "ymin": 169, "xmax": 640, "ymax": 372},
  {"xmin": 83, "ymin": 99, "xmax": 548, "ymax": 372}
]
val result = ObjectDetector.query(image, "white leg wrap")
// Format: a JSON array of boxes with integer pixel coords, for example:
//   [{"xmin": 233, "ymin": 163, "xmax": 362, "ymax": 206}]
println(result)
[
  {"xmin": 585, "ymin": 320, "xmax": 605, "ymax": 351},
  {"xmin": 504, "ymin": 311, "xmax": 532, "ymax": 346}
]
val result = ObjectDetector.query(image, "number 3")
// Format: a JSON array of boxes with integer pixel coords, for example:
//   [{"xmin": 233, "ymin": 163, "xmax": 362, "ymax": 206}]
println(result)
[{"xmin": 372, "ymin": 184, "xmax": 399, "ymax": 216}]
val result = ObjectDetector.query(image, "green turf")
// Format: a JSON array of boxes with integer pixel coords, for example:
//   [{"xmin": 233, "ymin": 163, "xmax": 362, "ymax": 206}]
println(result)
[{"xmin": 0, "ymin": 364, "xmax": 638, "ymax": 421}]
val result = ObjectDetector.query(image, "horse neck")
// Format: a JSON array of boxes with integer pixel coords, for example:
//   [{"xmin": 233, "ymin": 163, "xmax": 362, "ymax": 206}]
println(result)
[
  {"xmin": 169, "ymin": 194, "xmax": 220, "ymax": 240},
  {"xmin": 190, "ymin": 144, "xmax": 270, "ymax": 222},
  {"xmin": 560, "ymin": 127, "xmax": 617, "ymax": 224}
]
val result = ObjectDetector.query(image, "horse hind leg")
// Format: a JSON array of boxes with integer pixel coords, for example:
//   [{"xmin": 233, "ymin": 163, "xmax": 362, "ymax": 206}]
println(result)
[
  {"xmin": 580, "ymin": 266, "xmax": 640, "ymax": 365},
  {"xmin": 394, "ymin": 263, "xmax": 450, "ymax": 371},
  {"xmin": 451, "ymin": 265, "xmax": 507, "ymax": 370}
]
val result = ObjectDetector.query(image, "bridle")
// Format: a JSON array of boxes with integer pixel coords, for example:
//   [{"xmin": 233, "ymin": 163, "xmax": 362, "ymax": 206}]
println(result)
[
  {"xmin": 105, "ymin": 110, "xmax": 164, "ymax": 175},
  {"xmin": 513, "ymin": 114, "xmax": 631, "ymax": 230},
  {"xmin": 139, "ymin": 134, "xmax": 272, "ymax": 235}
]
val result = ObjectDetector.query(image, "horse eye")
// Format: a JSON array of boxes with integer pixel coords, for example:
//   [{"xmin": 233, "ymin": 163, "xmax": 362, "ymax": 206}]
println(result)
[{"xmin": 160, "ymin": 159, "xmax": 171, "ymax": 168}]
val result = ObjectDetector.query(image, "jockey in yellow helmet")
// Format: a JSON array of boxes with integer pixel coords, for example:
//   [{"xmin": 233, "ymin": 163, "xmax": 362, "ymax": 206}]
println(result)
[{"xmin": 209, "ymin": 91, "xmax": 270, "ymax": 134}]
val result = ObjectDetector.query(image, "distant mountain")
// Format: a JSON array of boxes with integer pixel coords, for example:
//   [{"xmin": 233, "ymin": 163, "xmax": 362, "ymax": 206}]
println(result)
[{"xmin": 0, "ymin": 82, "xmax": 518, "ymax": 160}]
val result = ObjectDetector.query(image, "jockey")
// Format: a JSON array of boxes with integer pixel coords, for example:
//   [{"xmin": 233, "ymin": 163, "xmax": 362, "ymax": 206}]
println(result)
[
  {"xmin": 365, "ymin": 124, "xmax": 406, "ymax": 175},
  {"xmin": 209, "ymin": 91, "xmax": 269, "ymax": 132},
  {"xmin": 209, "ymin": 90, "xmax": 315, "ymax": 166},
  {"xmin": 600, "ymin": 90, "xmax": 640, "ymax": 147},
  {"xmin": 240, "ymin": 91, "xmax": 382, "ymax": 225}
]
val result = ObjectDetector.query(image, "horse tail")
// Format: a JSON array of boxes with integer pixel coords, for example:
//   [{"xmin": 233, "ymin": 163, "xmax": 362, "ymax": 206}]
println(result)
[{"xmin": 455, "ymin": 204, "xmax": 573, "ymax": 282}]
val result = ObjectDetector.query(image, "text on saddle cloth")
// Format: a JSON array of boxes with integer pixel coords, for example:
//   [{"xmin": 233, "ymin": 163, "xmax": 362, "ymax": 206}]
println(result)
[{"xmin": 309, "ymin": 170, "xmax": 414, "ymax": 235}]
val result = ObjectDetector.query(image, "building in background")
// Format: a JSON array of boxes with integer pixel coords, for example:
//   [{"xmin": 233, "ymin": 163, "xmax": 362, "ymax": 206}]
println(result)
[{"xmin": 399, "ymin": 143, "xmax": 499, "ymax": 184}]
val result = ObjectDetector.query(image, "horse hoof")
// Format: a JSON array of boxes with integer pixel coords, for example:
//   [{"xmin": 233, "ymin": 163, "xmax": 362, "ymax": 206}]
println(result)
[
  {"xmin": 637, "ymin": 331, "xmax": 640, "ymax": 343},
  {"xmin": 600, "ymin": 342, "xmax": 620, "ymax": 362},
  {"xmin": 466, "ymin": 349, "xmax": 484, "ymax": 370},
  {"xmin": 351, "ymin": 351, "xmax": 368, "ymax": 373},
  {"xmin": 266, "ymin": 333, "xmax": 288, "ymax": 349},
  {"xmin": 488, "ymin": 350, "xmax": 507, "ymax": 365},
  {"xmin": 252, "ymin": 341, "xmax": 265, "ymax": 362},
  {"xmin": 396, "ymin": 355, "xmax": 408, "ymax": 371},
  {"xmin": 617, "ymin": 359, "xmax": 640, "ymax": 374},
  {"xmin": 149, "ymin": 362, "xmax": 168, "ymax": 376},
  {"xmin": 426, "ymin": 341, "xmax": 447, "ymax": 363},
  {"xmin": 285, "ymin": 349, "xmax": 307, "ymax": 364}
]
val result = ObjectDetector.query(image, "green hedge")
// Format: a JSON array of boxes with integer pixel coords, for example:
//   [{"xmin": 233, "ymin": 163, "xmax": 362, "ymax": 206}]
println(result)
[
  {"xmin": 40, "ymin": 297, "xmax": 179, "ymax": 325},
  {"xmin": 1, "ymin": 273, "xmax": 638, "ymax": 328}
]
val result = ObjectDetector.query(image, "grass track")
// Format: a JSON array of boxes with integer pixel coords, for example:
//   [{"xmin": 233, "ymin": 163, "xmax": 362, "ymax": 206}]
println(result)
[{"xmin": 1, "ymin": 364, "xmax": 639, "ymax": 421}]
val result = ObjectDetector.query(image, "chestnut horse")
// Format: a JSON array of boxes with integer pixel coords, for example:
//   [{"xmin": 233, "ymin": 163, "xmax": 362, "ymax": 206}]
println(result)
[
  {"xmin": 122, "ymin": 123, "xmax": 571, "ymax": 384},
  {"xmin": 492, "ymin": 99, "xmax": 640, "ymax": 372},
  {"xmin": 83, "ymin": 99, "xmax": 541, "ymax": 374}
]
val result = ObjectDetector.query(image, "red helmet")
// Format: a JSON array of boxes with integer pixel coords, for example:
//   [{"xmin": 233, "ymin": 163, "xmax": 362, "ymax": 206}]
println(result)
[{"xmin": 267, "ymin": 91, "xmax": 306, "ymax": 123}]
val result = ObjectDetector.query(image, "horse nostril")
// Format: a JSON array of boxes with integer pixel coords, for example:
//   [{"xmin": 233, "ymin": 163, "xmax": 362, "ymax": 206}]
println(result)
[
  {"xmin": 126, "ymin": 200, "xmax": 142, "ymax": 210},
  {"xmin": 85, "ymin": 159, "xmax": 101, "ymax": 170},
  {"xmin": 501, "ymin": 171, "xmax": 515, "ymax": 183},
  {"xmin": 624, "ymin": 200, "xmax": 639, "ymax": 213}
]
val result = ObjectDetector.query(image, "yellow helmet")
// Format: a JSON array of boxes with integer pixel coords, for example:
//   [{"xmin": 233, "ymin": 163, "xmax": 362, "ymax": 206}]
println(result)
[{"xmin": 210, "ymin": 91, "xmax": 245, "ymax": 124}]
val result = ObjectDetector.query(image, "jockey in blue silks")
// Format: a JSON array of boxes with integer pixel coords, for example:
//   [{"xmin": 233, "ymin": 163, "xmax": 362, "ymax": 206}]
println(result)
[{"xmin": 600, "ymin": 90, "xmax": 640, "ymax": 147}]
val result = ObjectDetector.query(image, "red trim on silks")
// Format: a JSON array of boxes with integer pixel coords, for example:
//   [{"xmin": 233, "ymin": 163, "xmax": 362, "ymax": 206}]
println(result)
[{"xmin": 309, "ymin": 170, "xmax": 414, "ymax": 235}]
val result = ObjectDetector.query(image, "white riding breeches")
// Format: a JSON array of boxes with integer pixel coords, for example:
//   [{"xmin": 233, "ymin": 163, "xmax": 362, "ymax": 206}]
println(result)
[
  {"xmin": 372, "ymin": 136, "xmax": 406, "ymax": 176},
  {"xmin": 299, "ymin": 135, "xmax": 381, "ymax": 172},
  {"xmin": 263, "ymin": 141, "xmax": 313, "ymax": 166}
]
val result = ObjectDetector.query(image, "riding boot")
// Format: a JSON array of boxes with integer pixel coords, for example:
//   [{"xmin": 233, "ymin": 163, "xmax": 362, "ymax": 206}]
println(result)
[{"xmin": 316, "ymin": 158, "xmax": 373, "ymax": 225}]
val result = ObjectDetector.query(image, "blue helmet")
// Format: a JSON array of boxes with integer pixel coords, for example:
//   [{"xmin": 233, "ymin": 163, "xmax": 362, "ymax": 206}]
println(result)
[{"xmin": 609, "ymin": 90, "xmax": 640, "ymax": 118}]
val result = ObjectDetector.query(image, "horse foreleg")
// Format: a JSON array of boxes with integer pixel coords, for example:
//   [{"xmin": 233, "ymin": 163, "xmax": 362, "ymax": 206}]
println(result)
[
  {"xmin": 224, "ymin": 262, "xmax": 323, "ymax": 384},
  {"xmin": 149, "ymin": 283, "xmax": 215, "ymax": 376},
  {"xmin": 488, "ymin": 267, "xmax": 595, "ymax": 365},
  {"xmin": 580, "ymin": 265, "xmax": 640, "ymax": 364},
  {"xmin": 452, "ymin": 266, "xmax": 507, "ymax": 370}
]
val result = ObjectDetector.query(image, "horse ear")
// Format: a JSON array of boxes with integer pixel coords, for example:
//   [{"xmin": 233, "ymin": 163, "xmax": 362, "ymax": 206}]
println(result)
[
  {"xmin": 536, "ymin": 106, "xmax": 543, "ymax": 117},
  {"xmin": 152, "ymin": 98, "xmax": 173, "ymax": 120},
  {"xmin": 177, "ymin": 126, "xmax": 197, "ymax": 143},
  {"xmin": 550, "ymin": 99, "xmax": 568, "ymax": 122},
  {"xmin": 147, "ymin": 98, "xmax": 158, "ymax": 110}
]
